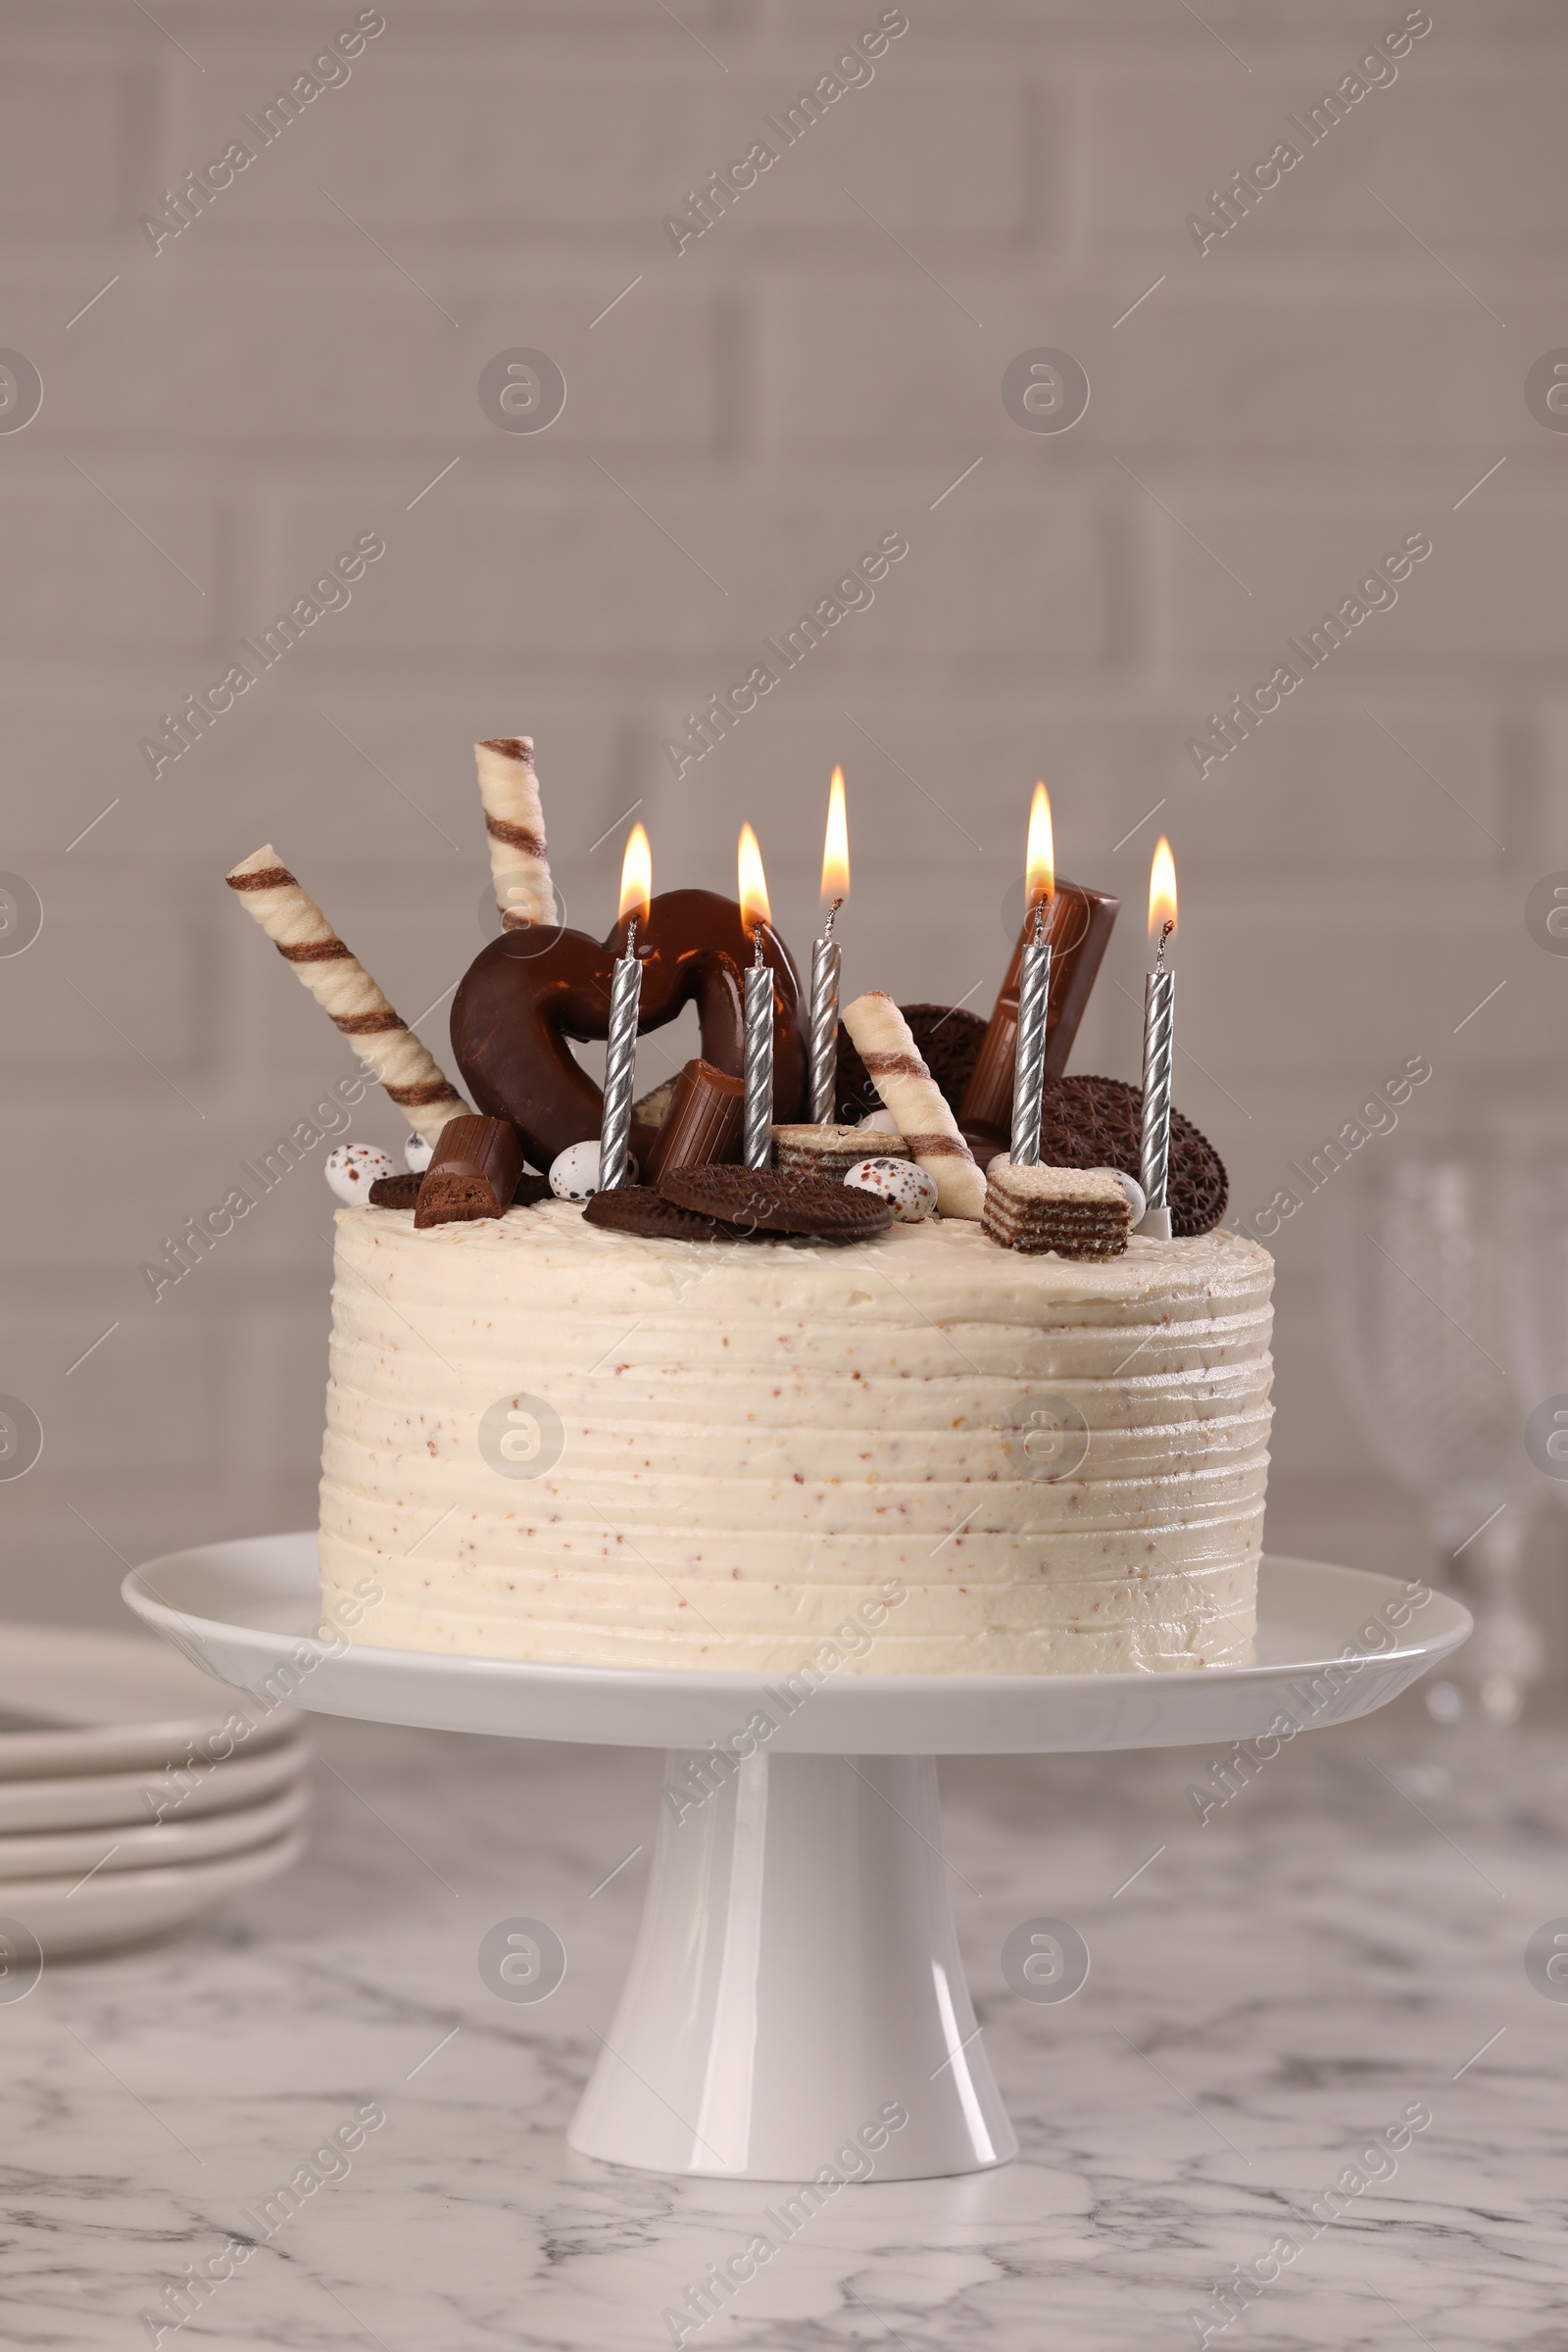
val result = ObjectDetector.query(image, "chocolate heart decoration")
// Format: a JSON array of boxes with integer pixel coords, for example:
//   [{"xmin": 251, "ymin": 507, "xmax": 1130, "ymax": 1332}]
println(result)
[{"xmin": 452, "ymin": 886, "xmax": 808, "ymax": 1172}]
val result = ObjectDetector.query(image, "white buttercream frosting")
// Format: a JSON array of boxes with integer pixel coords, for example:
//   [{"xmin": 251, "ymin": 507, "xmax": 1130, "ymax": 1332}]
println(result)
[{"xmin": 318, "ymin": 1202, "xmax": 1273, "ymax": 1674}]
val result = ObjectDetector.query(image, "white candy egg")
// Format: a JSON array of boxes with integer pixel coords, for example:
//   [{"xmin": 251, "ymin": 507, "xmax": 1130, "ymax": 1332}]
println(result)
[
  {"xmin": 1092, "ymin": 1166, "xmax": 1147, "ymax": 1222},
  {"xmin": 844, "ymin": 1156, "xmax": 937, "ymax": 1223},
  {"xmin": 404, "ymin": 1130, "xmax": 433, "ymax": 1173},
  {"xmin": 549, "ymin": 1140, "xmax": 638, "ymax": 1200},
  {"xmin": 857, "ymin": 1109, "xmax": 901, "ymax": 1135},
  {"xmin": 326, "ymin": 1144, "xmax": 394, "ymax": 1203}
]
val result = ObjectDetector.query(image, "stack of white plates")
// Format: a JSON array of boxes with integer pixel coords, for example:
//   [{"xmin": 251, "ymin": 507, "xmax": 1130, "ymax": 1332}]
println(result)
[{"xmin": 0, "ymin": 1624, "xmax": 309, "ymax": 1961}]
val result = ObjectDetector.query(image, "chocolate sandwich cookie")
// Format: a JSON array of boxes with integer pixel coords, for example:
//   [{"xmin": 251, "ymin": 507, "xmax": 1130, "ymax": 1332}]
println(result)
[
  {"xmin": 659, "ymin": 1164, "xmax": 893, "ymax": 1240},
  {"xmin": 1034, "ymin": 1076, "xmax": 1228, "ymax": 1238},
  {"xmin": 583, "ymin": 1186, "xmax": 730, "ymax": 1242},
  {"xmin": 368, "ymin": 1171, "xmax": 423, "ymax": 1209}
]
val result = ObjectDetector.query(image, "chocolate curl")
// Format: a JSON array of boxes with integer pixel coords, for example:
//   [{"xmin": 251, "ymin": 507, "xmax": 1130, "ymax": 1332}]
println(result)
[
  {"xmin": 840, "ymin": 992, "xmax": 986, "ymax": 1220},
  {"xmin": 958, "ymin": 879, "xmax": 1120, "ymax": 1152},
  {"xmin": 224, "ymin": 844, "xmax": 470, "ymax": 1147},
  {"xmin": 475, "ymin": 737, "xmax": 555, "ymax": 926},
  {"xmin": 644, "ymin": 1058, "xmax": 744, "ymax": 1185},
  {"xmin": 414, "ymin": 1114, "xmax": 523, "ymax": 1227}
]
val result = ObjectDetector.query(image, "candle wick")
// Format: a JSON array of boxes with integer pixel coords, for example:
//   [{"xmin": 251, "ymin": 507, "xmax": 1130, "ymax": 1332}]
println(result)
[
  {"xmin": 821, "ymin": 896, "xmax": 843, "ymax": 942},
  {"xmin": 1031, "ymin": 897, "xmax": 1046, "ymax": 946},
  {"xmin": 624, "ymin": 913, "xmax": 639, "ymax": 957},
  {"xmin": 1153, "ymin": 917, "xmax": 1173, "ymax": 973},
  {"xmin": 752, "ymin": 925, "xmax": 765, "ymax": 968}
]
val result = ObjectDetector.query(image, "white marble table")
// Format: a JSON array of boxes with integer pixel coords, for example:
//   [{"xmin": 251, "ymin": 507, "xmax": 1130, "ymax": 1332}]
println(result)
[{"xmin": 3, "ymin": 1705, "xmax": 1562, "ymax": 2349}]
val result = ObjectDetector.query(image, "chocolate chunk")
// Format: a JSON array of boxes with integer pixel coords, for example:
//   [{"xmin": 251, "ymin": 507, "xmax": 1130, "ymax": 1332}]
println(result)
[
  {"xmin": 513, "ymin": 1169, "xmax": 550, "ymax": 1206},
  {"xmin": 1033, "ymin": 1076, "xmax": 1228, "ymax": 1238},
  {"xmin": 957, "ymin": 881, "xmax": 1122, "ymax": 1151},
  {"xmin": 368, "ymin": 1170, "xmax": 423, "ymax": 1209},
  {"xmin": 643, "ymin": 1058, "xmax": 745, "ymax": 1185},
  {"xmin": 658, "ymin": 1164, "xmax": 893, "ymax": 1239},
  {"xmin": 583, "ymin": 1185, "xmax": 733, "ymax": 1241},
  {"xmin": 414, "ymin": 1114, "xmax": 524, "ymax": 1229}
]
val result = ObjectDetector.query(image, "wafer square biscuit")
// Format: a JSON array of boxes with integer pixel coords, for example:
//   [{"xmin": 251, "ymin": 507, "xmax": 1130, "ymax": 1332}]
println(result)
[
  {"xmin": 771, "ymin": 1122, "xmax": 909, "ymax": 1183},
  {"xmin": 981, "ymin": 1163, "xmax": 1132, "ymax": 1258}
]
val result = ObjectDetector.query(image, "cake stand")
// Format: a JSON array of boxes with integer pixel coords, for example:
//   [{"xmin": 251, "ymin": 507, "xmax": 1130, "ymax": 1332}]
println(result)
[{"xmin": 123, "ymin": 1536, "xmax": 1468, "ymax": 2183}]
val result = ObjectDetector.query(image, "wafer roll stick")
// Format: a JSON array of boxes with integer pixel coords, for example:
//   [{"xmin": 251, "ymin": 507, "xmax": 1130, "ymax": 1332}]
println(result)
[
  {"xmin": 840, "ymin": 992, "xmax": 986, "ymax": 1220},
  {"xmin": 225, "ymin": 845, "xmax": 470, "ymax": 1148},
  {"xmin": 475, "ymin": 736, "xmax": 556, "ymax": 926}
]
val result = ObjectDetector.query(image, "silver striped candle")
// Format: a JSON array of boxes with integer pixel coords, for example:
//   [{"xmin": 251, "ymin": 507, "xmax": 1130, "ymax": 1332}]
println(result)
[
  {"xmin": 1138, "ymin": 953, "xmax": 1175, "ymax": 1220},
  {"xmin": 1008, "ymin": 908, "xmax": 1052, "ymax": 1166},
  {"xmin": 743, "ymin": 935, "xmax": 774, "ymax": 1169},
  {"xmin": 597, "ymin": 920, "xmax": 642, "ymax": 1191},
  {"xmin": 807, "ymin": 904, "xmax": 842, "ymax": 1124}
]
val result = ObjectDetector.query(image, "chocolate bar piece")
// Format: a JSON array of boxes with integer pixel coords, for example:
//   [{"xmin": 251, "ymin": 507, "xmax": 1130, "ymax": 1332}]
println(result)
[
  {"xmin": 414, "ymin": 1114, "xmax": 524, "ymax": 1228},
  {"xmin": 643, "ymin": 1057, "xmax": 745, "ymax": 1185},
  {"xmin": 958, "ymin": 879, "xmax": 1120, "ymax": 1152}
]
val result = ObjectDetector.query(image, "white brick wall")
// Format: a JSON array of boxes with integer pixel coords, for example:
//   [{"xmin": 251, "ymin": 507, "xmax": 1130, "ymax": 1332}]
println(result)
[{"xmin": 2, "ymin": 0, "xmax": 1564, "ymax": 1688}]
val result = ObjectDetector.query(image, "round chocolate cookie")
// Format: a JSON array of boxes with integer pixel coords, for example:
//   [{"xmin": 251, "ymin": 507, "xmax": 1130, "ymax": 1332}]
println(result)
[
  {"xmin": 834, "ymin": 1003, "xmax": 987, "ymax": 1125},
  {"xmin": 659, "ymin": 1164, "xmax": 893, "ymax": 1240},
  {"xmin": 1035, "ymin": 1076, "xmax": 1228, "ymax": 1238},
  {"xmin": 583, "ymin": 1186, "xmax": 729, "ymax": 1242}
]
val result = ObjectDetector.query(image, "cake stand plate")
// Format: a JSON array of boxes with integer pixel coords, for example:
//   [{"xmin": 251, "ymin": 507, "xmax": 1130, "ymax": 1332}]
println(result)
[{"xmin": 123, "ymin": 1537, "xmax": 1468, "ymax": 2183}]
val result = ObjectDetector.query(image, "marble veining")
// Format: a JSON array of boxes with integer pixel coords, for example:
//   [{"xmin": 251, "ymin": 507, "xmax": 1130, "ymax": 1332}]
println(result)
[{"xmin": 0, "ymin": 1713, "xmax": 1561, "ymax": 2349}]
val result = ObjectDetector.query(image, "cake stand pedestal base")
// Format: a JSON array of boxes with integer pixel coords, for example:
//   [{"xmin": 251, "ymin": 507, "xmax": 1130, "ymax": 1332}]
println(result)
[
  {"xmin": 570, "ymin": 1751, "xmax": 1012, "ymax": 2180},
  {"xmin": 122, "ymin": 1537, "xmax": 1470, "ymax": 2182}
]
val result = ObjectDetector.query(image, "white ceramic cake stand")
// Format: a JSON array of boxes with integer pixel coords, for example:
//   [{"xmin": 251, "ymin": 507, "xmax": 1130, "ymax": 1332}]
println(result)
[{"xmin": 123, "ymin": 1536, "xmax": 1468, "ymax": 2183}]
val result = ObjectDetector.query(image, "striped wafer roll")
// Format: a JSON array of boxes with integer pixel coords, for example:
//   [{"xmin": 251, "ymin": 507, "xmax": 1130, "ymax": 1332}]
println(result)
[
  {"xmin": 475, "ymin": 736, "xmax": 555, "ymax": 927},
  {"xmin": 225, "ymin": 845, "xmax": 470, "ymax": 1148},
  {"xmin": 840, "ymin": 992, "xmax": 986, "ymax": 1220}
]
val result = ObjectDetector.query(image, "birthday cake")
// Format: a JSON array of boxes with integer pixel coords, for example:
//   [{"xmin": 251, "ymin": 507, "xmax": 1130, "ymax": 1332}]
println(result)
[
  {"xmin": 318, "ymin": 1205, "xmax": 1271, "ymax": 1672},
  {"xmin": 226, "ymin": 736, "xmax": 1273, "ymax": 1677}
]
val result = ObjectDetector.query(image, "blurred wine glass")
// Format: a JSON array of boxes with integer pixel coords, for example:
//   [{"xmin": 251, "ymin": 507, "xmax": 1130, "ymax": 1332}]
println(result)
[
  {"xmin": 1506, "ymin": 1155, "xmax": 1568, "ymax": 1492},
  {"xmin": 1333, "ymin": 1149, "xmax": 1542, "ymax": 1727}
]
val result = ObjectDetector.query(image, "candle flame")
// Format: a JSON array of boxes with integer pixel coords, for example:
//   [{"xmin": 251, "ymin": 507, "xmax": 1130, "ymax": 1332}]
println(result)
[
  {"xmin": 1026, "ymin": 782, "xmax": 1054, "ymax": 911},
  {"xmin": 618, "ymin": 821, "xmax": 653, "ymax": 925},
  {"xmin": 1149, "ymin": 835, "xmax": 1177, "ymax": 943},
  {"xmin": 738, "ymin": 821, "xmax": 771, "ymax": 932},
  {"xmin": 821, "ymin": 765, "xmax": 850, "ymax": 903}
]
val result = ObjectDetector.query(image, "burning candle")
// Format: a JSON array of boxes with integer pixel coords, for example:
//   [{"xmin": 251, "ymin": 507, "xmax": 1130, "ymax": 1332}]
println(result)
[
  {"xmin": 1137, "ymin": 836, "xmax": 1177, "ymax": 1239},
  {"xmin": 738, "ymin": 822, "xmax": 774, "ymax": 1169},
  {"xmin": 1008, "ymin": 784, "xmax": 1055, "ymax": 1166},
  {"xmin": 597, "ymin": 822, "xmax": 652, "ymax": 1192},
  {"xmin": 808, "ymin": 764, "xmax": 850, "ymax": 1122}
]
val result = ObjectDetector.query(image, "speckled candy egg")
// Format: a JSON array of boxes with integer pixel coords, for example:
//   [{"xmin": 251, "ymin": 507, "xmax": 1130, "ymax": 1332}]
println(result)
[
  {"xmin": 844, "ymin": 1155, "xmax": 937, "ymax": 1223},
  {"xmin": 404, "ymin": 1130, "xmax": 433, "ymax": 1173},
  {"xmin": 326, "ymin": 1144, "xmax": 395, "ymax": 1203},
  {"xmin": 549, "ymin": 1140, "xmax": 638, "ymax": 1200}
]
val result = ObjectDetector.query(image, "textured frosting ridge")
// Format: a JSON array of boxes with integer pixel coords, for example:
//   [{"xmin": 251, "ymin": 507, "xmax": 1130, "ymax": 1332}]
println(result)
[{"xmin": 318, "ymin": 1202, "xmax": 1273, "ymax": 1674}]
